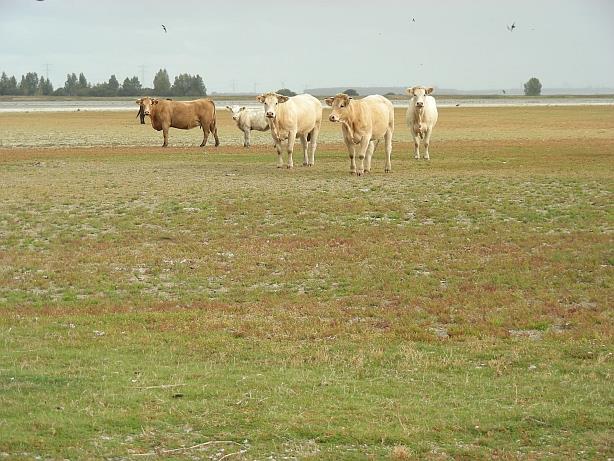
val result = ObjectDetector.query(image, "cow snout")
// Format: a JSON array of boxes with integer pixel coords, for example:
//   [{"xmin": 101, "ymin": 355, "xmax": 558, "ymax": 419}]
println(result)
[
  {"xmin": 143, "ymin": 110, "xmax": 150, "ymax": 115},
  {"xmin": 416, "ymin": 102, "xmax": 424, "ymax": 108},
  {"xmin": 329, "ymin": 114, "xmax": 339, "ymax": 122},
  {"xmin": 266, "ymin": 112, "xmax": 275, "ymax": 118}
]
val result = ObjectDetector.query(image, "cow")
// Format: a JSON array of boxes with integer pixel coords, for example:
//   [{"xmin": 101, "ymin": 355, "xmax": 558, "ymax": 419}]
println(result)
[
  {"xmin": 225, "ymin": 105, "xmax": 270, "ymax": 147},
  {"xmin": 256, "ymin": 93, "xmax": 322, "ymax": 168},
  {"xmin": 406, "ymin": 86, "xmax": 438, "ymax": 160},
  {"xmin": 136, "ymin": 104, "xmax": 146, "ymax": 124},
  {"xmin": 325, "ymin": 94, "xmax": 394, "ymax": 175},
  {"xmin": 135, "ymin": 97, "xmax": 219, "ymax": 148}
]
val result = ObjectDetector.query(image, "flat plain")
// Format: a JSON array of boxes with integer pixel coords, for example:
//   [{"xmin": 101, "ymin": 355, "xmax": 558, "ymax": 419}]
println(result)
[{"xmin": 0, "ymin": 105, "xmax": 612, "ymax": 460}]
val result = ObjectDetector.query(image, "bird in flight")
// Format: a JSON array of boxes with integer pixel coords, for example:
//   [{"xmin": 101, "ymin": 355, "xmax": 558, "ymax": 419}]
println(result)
[
  {"xmin": 507, "ymin": 22, "xmax": 516, "ymax": 32},
  {"xmin": 162, "ymin": 24, "xmax": 167, "ymax": 33},
  {"xmin": 502, "ymin": 89, "xmax": 506, "ymax": 94},
  {"xmin": 411, "ymin": 18, "xmax": 416, "ymax": 22}
]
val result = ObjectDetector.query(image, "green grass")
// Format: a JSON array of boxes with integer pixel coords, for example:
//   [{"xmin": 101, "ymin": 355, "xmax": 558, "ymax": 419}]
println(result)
[{"xmin": 0, "ymin": 106, "xmax": 613, "ymax": 460}]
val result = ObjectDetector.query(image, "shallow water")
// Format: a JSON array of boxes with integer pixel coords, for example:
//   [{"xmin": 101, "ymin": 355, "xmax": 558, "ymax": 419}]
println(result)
[{"xmin": 1, "ymin": 96, "xmax": 613, "ymax": 113}]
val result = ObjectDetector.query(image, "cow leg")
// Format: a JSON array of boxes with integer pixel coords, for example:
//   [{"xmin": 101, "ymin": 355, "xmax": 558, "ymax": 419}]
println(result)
[
  {"xmin": 275, "ymin": 140, "xmax": 284, "ymax": 168},
  {"xmin": 212, "ymin": 123, "xmax": 220, "ymax": 147},
  {"xmin": 243, "ymin": 128, "xmax": 250, "ymax": 148},
  {"xmin": 346, "ymin": 141, "xmax": 357, "ymax": 175},
  {"xmin": 286, "ymin": 131, "xmax": 297, "ymax": 169},
  {"xmin": 162, "ymin": 125, "xmax": 169, "ymax": 147},
  {"xmin": 365, "ymin": 140, "xmax": 376, "ymax": 173},
  {"xmin": 307, "ymin": 125, "xmax": 319, "ymax": 166},
  {"xmin": 356, "ymin": 137, "xmax": 370, "ymax": 176},
  {"xmin": 384, "ymin": 129, "xmax": 393, "ymax": 172},
  {"xmin": 300, "ymin": 135, "xmax": 308, "ymax": 166},
  {"xmin": 200, "ymin": 124, "xmax": 209, "ymax": 147},
  {"xmin": 423, "ymin": 127, "xmax": 433, "ymax": 160},
  {"xmin": 412, "ymin": 133, "xmax": 421, "ymax": 159}
]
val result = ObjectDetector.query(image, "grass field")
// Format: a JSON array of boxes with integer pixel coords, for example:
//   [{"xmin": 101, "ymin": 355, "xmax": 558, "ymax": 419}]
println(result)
[{"xmin": 0, "ymin": 106, "xmax": 613, "ymax": 460}]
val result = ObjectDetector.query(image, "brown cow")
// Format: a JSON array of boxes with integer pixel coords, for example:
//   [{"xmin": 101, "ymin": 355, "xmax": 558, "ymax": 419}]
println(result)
[{"xmin": 135, "ymin": 97, "xmax": 220, "ymax": 148}]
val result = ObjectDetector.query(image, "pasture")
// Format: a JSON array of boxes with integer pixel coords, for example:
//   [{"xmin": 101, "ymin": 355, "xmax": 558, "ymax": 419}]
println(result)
[{"xmin": 0, "ymin": 106, "xmax": 613, "ymax": 460}]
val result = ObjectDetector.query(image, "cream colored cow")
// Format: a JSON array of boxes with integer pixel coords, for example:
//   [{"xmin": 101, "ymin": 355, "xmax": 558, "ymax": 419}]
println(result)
[
  {"xmin": 406, "ymin": 86, "xmax": 438, "ymax": 160},
  {"xmin": 325, "ymin": 94, "xmax": 394, "ymax": 175},
  {"xmin": 256, "ymin": 92, "xmax": 322, "ymax": 168}
]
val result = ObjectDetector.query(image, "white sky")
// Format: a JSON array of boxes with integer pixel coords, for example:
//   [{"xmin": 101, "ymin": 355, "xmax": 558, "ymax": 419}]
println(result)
[{"xmin": 1, "ymin": 0, "xmax": 613, "ymax": 92}]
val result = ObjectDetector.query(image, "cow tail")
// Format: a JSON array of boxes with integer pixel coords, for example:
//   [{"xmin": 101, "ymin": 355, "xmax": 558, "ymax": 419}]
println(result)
[{"xmin": 211, "ymin": 102, "xmax": 220, "ymax": 146}]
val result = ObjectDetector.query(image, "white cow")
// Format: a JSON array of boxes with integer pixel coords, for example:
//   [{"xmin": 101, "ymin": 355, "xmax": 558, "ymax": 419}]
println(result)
[
  {"xmin": 225, "ymin": 105, "xmax": 270, "ymax": 147},
  {"xmin": 256, "ymin": 93, "xmax": 322, "ymax": 168},
  {"xmin": 406, "ymin": 86, "xmax": 438, "ymax": 160},
  {"xmin": 325, "ymin": 93, "xmax": 394, "ymax": 175}
]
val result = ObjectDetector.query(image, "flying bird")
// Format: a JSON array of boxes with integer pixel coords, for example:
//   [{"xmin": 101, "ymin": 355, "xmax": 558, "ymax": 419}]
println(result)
[
  {"xmin": 411, "ymin": 18, "xmax": 416, "ymax": 22},
  {"xmin": 161, "ymin": 24, "xmax": 167, "ymax": 33},
  {"xmin": 506, "ymin": 22, "xmax": 516, "ymax": 32},
  {"xmin": 502, "ymin": 89, "xmax": 506, "ymax": 94}
]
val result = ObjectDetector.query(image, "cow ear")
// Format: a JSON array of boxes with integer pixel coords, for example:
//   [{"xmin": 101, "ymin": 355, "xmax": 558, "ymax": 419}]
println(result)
[
  {"xmin": 136, "ymin": 98, "xmax": 142, "ymax": 104},
  {"xmin": 426, "ymin": 87, "xmax": 434, "ymax": 95},
  {"xmin": 152, "ymin": 99, "xmax": 159, "ymax": 105},
  {"xmin": 324, "ymin": 97, "xmax": 334, "ymax": 106},
  {"xmin": 278, "ymin": 95, "xmax": 289, "ymax": 103},
  {"xmin": 406, "ymin": 87, "xmax": 414, "ymax": 96},
  {"xmin": 240, "ymin": 106, "xmax": 246, "ymax": 111},
  {"xmin": 256, "ymin": 94, "xmax": 265, "ymax": 103},
  {"xmin": 225, "ymin": 105, "xmax": 231, "ymax": 110}
]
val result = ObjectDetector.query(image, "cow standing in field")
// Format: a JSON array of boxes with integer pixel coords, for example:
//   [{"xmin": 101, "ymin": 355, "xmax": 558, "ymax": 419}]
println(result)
[
  {"xmin": 406, "ymin": 86, "xmax": 438, "ymax": 160},
  {"xmin": 135, "ymin": 97, "xmax": 219, "ymax": 148},
  {"xmin": 325, "ymin": 93, "xmax": 394, "ymax": 175},
  {"xmin": 225, "ymin": 105, "xmax": 270, "ymax": 147},
  {"xmin": 256, "ymin": 93, "xmax": 322, "ymax": 168},
  {"xmin": 136, "ymin": 104, "xmax": 146, "ymax": 124}
]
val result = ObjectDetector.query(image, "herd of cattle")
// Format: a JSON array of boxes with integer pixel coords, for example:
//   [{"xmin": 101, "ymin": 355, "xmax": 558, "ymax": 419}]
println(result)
[{"xmin": 135, "ymin": 87, "xmax": 438, "ymax": 175}]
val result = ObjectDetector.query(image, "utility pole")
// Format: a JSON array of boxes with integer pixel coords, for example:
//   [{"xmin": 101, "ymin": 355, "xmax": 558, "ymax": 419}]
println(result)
[
  {"xmin": 138, "ymin": 64, "xmax": 146, "ymax": 86},
  {"xmin": 44, "ymin": 63, "xmax": 51, "ymax": 80}
]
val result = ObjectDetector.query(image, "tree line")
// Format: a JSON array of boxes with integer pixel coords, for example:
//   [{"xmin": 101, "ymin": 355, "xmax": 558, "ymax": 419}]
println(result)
[{"xmin": 0, "ymin": 68, "xmax": 207, "ymax": 97}]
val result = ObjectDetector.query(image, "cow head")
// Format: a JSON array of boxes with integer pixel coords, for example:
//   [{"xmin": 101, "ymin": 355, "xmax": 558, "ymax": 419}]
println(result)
[
  {"xmin": 136, "ymin": 96, "xmax": 158, "ymax": 116},
  {"xmin": 325, "ymin": 93, "xmax": 352, "ymax": 123},
  {"xmin": 406, "ymin": 86, "xmax": 434, "ymax": 108},
  {"xmin": 256, "ymin": 93, "xmax": 289, "ymax": 119},
  {"xmin": 225, "ymin": 105, "xmax": 246, "ymax": 121}
]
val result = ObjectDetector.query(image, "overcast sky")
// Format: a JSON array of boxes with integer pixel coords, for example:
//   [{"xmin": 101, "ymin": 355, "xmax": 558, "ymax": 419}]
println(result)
[{"xmin": 1, "ymin": 0, "xmax": 613, "ymax": 93}]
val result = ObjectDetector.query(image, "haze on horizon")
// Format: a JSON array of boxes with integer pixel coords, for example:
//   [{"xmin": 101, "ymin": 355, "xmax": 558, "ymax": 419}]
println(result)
[{"xmin": 1, "ymin": 0, "xmax": 613, "ymax": 94}]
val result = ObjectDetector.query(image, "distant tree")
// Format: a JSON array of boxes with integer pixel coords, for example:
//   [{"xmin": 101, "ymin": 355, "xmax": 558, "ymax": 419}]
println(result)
[
  {"xmin": 153, "ymin": 68, "xmax": 171, "ymax": 95},
  {"xmin": 171, "ymin": 73, "xmax": 206, "ymax": 97},
  {"xmin": 19, "ymin": 72, "xmax": 39, "ymax": 96},
  {"xmin": 64, "ymin": 73, "xmax": 78, "ymax": 96},
  {"xmin": 524, "ymin": 77, "xmax": 542, "ymax": 96},
  {"xmin": 8, "ymin": 76, "xmax": 18, "ymax": 95},
  {"xmin": 37, "ymin": 76, "xmax": 54, "ymax": 95},
  {"xmin": 120, "ymin": 76, "xmax": 142, "ymax": 96},
  {"xmin": 107, "ymin": 75, "xmax": 119, "ymax": 95},
  {"xmin": 344, "ymin": 88, "xmax": 359, "ymax": 96},
  {"xmin": 0, "ymin": 72, "xmax": 10, "ymax": 95},
  {"xmin": 77, "ymin": 72, "xmax": 89, "ymax": 89},
  {"xmin": 276, "ymin": 88, "xmax": 296, "ymax": 97}
]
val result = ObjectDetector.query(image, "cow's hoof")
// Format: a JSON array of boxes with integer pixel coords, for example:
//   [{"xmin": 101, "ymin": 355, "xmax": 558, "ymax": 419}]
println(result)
[
  {"xmin": 286, "ymin": 165, "xmax": 293, "ymax": 169},
  {"xmin": 385, "ymin": 169, "xmax": 392, "ymax": 173},
  {"xmin": 303, "ymin": 162, "xmax": 308, "ymax": 166},
  {"xmin": 277, "ymin": 165, "xmax": 284, "ymax": 169},
  {"xmin": 414, "ymin": 156, "xmax": 420, "ymax": 160},
  {"xmin": 200, "ymin": 144, "xmax": 205, "ymax": 147},
  {"xmin": 357, "ymin": 171, "xmax": 364, "ymax": 176}
]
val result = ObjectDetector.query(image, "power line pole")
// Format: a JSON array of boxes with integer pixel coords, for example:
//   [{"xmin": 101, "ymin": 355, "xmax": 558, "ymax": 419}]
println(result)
[
  {"xmin": 44, "ymin": 63, "xmax": 51, "ymax": 80},
  {"xmin": 138, "ymin": 64, "xmax": 146, "ymax": 86}
]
